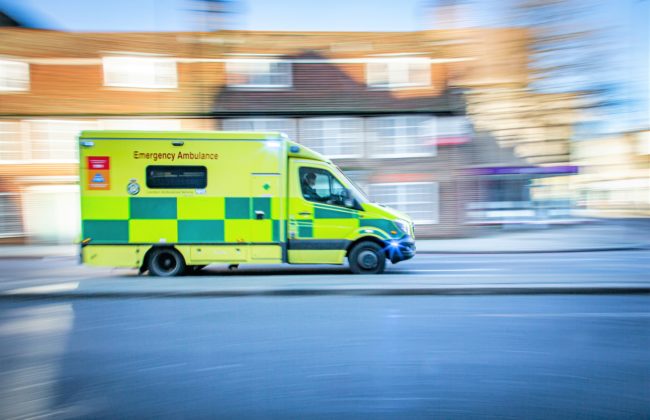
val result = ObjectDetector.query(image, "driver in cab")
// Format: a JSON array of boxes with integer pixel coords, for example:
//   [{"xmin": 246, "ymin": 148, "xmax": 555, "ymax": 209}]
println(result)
[
  {"xmin": 301, "ymin": 172, "xmax": 326, "ymax": 202},
  {"xmin": 301, "ymin": 171, "xmax": 351, "ymax": 207}
]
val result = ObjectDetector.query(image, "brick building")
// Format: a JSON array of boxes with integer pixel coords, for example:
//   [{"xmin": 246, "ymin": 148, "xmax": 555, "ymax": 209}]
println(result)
[{"xmin": 0, "ymin": 27, "xmax": 567, "ymax": 242}]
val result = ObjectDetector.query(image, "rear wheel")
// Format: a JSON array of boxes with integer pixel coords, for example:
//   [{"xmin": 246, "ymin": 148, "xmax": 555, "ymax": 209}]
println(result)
[
  {"xmin": 148, "ymin": 248, "xmax": 186, "ymax": 277},
  {"xmin": 348, "ymin": 241, "xmax": 386, "ymax": 274}
]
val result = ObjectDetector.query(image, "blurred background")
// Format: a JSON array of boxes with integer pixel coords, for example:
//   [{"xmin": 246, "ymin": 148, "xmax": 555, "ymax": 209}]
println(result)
[
  {"xmin": 0, "ymin": 0, "xmax": 648, "ymax": 243},
  {"xmin": 0, "ymin": 3, "xmax": 649, "ymax": 418}
]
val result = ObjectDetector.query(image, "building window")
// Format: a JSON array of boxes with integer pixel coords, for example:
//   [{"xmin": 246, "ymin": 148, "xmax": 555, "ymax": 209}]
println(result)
[
  {"xmin": 0, "ymin": 122, "xmax": 25, "ymax": 162},
  {"xmin": 146, "ymin": 166, "xmax": 207, "ymax": 189},
  {"xmin": 0, "ymin": 59, "xmax": 29, "ymax": 91},
  {"xmin": 222, "ymin": 118, "xmax": 297, "ymax": 140},
  {"xmin": 299, "ymin": 118, "xmax": 363, "ymax": 159},
  {"xmin": 369, "ymin": 182, "xmax": 439, "ymax": 225},
  {"xmin": 436, "ymin": 116, "xmax": 471, "ymax": 145},
  {"xmin": 226, "ymin": 60, "xmax": 292, "ymax": 88},
  {"xmin": 103, "ymin": 57, "xmax": 177, "ymax": 89},
  {"xmin": 29, "ymin": 120, "xmax": 97, "ymax": 162},
  {"xmin": 0, "ymin": 193, "xmax": 23, "ymax": 238},
  {"xmin": 367, "ymin": 116, "xmax": 436, "ymax": 158},
  {"xmin": 366, "ymin": 59, "xmax": 430, "ymax": 89}
]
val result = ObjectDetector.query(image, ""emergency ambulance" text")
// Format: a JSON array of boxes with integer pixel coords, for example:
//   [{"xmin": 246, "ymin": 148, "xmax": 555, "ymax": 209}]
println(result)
[{"xmin": 133, "ymin": 151, "xmax": 219, "ymax": 161}]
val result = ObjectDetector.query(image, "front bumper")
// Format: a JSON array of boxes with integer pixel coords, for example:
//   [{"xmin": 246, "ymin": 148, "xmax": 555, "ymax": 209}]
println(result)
[{"xmin": 384, "ymin": 236, "xmax": 416, "ymax": 263}]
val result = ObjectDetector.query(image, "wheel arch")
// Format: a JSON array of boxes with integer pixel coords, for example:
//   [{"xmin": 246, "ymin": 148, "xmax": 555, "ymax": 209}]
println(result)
[
  {"xmin": 140, "ymin": 245, "xmax": 186, "ymax": 273},
  {"xmin": 346, "ymin": 236, "xmax": 386, "ymax": 257}
]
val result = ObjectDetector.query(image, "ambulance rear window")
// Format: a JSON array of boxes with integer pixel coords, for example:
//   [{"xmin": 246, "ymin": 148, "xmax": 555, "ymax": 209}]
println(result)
[{"xmin": 146, "ymin": 165, "xmax": 207, "ymax": 189}]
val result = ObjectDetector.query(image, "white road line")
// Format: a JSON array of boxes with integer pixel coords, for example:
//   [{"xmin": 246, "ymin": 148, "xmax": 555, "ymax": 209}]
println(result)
[
  {"xmin": 3, "ymin": 282, "xmax": 79, "ymax": 295},
  {"xmin": 404, "ymin": 269, "xmax": 504, "ymax": 273},
  {"xmin": 478, "ymin": 312, "xmax": 650, "ymax": 318}
]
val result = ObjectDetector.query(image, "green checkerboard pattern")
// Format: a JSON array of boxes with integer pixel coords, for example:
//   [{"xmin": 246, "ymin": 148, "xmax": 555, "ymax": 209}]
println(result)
[
  {"xmin": 82, "ymin": 196, "xmax": 280, "ymax": 244},
  {"xmin": 82, "ymin": 196, "xmax": 402, "ymax": 244}
]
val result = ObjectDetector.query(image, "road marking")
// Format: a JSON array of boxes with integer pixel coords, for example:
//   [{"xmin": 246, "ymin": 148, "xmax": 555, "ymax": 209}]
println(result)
[
  {"xmin": 478, "ymin": 312, "xmax": 650, "ymax": 318},
  {"xmin": 403, "ymin": 268, "xmax": 504, "ymax": 273},
  {"xmin": 135, "ymin": 363, "xmax": 188, "ymax": 372},
  {"xmin": 194, "ymin": 364, "xmax": 243, "ymax": 372},
  {"xmin": 4, "ymin": 282, "xmax": 79, "ymax": 295}
]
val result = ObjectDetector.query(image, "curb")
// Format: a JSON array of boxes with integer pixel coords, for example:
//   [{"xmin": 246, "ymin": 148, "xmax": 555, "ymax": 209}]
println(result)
[
  {"xmin": 2, "ymin": 286, "xmax": 650, "ymax": 299},
  {"xmin": 0, "ymin": 255, "xmax": 77, "ymax": 260},
  {"xmin": 415, "ymin": 244, "xmax": 650, "ymax": 254}
]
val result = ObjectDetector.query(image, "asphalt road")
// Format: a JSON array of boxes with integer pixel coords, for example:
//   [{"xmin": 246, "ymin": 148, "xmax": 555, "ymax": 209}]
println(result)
[
  {"xmin": 0, "ymin": 295, "xmax": 649, "ymax": 419},
  {"xmin": 0, "ymin": 250, "xmax": 649, "ymax": 295},
  {"xmin": 1, "ymin": 251, "xmax": 649, "ymax": 418}
]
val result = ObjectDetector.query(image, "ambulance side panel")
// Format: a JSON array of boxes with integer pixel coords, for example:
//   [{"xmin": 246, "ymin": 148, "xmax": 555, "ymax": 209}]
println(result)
[{"xmin": 80, "ymin": 137, "xmax": 286, "ymax": 267}]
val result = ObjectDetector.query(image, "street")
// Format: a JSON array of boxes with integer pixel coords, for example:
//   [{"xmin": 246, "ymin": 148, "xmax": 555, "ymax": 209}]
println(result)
[
  {"xmin": 1, "ymin": 251, "xmax": 649, "ymax": 418},
  {"xmin": 1, "ymin": 250, "xmax": 650, "ymax": 295},
  {"xmin": 1, "ymin": 295, "xmax": 649, "ymax": 418}
]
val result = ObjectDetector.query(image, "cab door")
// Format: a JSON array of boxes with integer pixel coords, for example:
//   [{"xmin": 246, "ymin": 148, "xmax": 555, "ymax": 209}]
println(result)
[{"xmin": 287, "ymin": 159, "xmax": 361, "ymax": 264}]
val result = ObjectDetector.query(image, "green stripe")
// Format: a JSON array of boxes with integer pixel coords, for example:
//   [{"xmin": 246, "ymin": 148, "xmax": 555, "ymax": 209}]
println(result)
[
  {"xmin": 130, "ymin": 197, "xmax": 177, "ymax": 219},
  {"xmin": 225, "ymin": 197, "xmax": 250, "ymax": 219},
  {"xmin": 83, "ymin": 220, "xmax": 129, "ymax": 243},
  {"xmin": 314, "ymin": 206, "xmax": 358, "ymax": 219},
  {"xmin": 272, "ymin": 220, "xmax": 280, "ymax": 242},
  {"xmin": 253, "ymin": 197, "xmax": 272, "ymax": 219},
  {"xmin": 178, "ymin": 220, "xmax": 224, "ymax": 243},
  {"xmin": 360, "ymin": 219, "xmax": 397, "ymax": 235},
  {"xmin": 298, "ymin": 224, "xmax": 313, "ymax": 238}
]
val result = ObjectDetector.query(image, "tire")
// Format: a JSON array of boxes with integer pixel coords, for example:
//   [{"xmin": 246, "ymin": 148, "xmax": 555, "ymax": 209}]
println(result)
[
  {"xmin": 348, "ymin": 241, "xmax": 386, "ymax": 274},
  {"xmin": 148, "ymin": 248, "xmax": 186, "ymax": 277}
]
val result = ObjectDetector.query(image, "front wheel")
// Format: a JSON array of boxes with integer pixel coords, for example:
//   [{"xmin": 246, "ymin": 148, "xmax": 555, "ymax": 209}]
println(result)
[
  {"xmin": 348, "ymin": 242, "xmax": 386, "ymax": 274},
  {"xmin": 148, "ymin": 248, "xmax": 186, "ymax": 277}
]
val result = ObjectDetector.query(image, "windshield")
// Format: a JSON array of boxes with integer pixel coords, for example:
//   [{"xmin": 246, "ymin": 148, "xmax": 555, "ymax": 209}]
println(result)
[{"xmin": 332, "ymin": 165, "xmax": 370, "ymax": 204}]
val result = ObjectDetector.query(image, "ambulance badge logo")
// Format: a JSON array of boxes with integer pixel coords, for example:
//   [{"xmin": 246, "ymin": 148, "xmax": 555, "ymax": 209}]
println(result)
[
  {"xmin": 127, "ymin": 179, "xmax": 140, "ymax": 196},
  {"xmin": 92, "ymin": 173, "xmax": 105, "ymax": 183}
]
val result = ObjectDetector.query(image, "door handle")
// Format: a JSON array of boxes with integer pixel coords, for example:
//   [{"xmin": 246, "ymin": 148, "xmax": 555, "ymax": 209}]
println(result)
[{"xmin": 298, "ymin": 212, "xmax": 312, "ymax": 216}]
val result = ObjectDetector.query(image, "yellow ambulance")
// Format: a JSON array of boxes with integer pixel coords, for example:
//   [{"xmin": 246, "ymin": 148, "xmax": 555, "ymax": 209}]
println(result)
[{"xmin": 79, "ymin": 131, "xmax": 415, "ymax": 276}]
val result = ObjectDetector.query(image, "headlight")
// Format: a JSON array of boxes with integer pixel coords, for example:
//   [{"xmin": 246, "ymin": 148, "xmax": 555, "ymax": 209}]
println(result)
[{"xmin": 393, "ymin": 219, "xmax": 410, "ymax": 235}]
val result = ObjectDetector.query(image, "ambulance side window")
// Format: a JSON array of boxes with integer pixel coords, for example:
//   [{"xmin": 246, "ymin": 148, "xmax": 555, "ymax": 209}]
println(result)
[
  {"xmin": 299, "ymin": 167, "xmax": 354, "ymax": 209},
  {"xmin": 146, "ymin": 165, "xmax": 207, "ymax": 189}
]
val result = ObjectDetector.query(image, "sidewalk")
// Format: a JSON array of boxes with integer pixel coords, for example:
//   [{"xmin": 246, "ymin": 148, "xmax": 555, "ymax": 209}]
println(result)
[
  {"xmin": 1, "ymin": 219, "xmax": 648, "ymax": 259},
  {"xmin": 417, "ymin": 220, "xmax": 650, "ymax": 253}
]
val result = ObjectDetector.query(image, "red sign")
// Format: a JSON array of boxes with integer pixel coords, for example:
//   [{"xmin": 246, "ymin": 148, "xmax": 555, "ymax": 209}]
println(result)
[
  {"xmin": 87, "ymin": 156, "xmax": 110, "ymax": 170},
  {"xmin": 87, "ymin": 156, "xmax": 110, "ymax": 190}
]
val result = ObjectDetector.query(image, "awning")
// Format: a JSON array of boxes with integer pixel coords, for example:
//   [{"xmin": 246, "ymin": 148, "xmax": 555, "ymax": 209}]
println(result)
[{"xmin": 469, "ymin": 166, "xmax": 579, "ymax": 177}]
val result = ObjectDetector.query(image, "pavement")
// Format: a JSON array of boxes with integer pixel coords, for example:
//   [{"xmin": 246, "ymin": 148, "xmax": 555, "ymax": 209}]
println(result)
[
  {"xmin": 1, "ymin": 219, "xmax": 649, "ymax": 260},
  {"xmin": 421, "ymin": 219, "xmax": 650, "ymax": 253},
  {"xmin": 1, "ymin": 251, "xmax": 648, "ymax": 298}
]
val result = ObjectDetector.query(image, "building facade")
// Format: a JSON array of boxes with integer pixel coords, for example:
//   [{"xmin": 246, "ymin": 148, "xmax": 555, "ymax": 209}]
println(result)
[
  {"xmin": 0, "ymin": 27, "xmax": 565, "ymax": 242},
  {"xmin": 571, "ymin": 130, "xmax": 650, "ymax": 217}
]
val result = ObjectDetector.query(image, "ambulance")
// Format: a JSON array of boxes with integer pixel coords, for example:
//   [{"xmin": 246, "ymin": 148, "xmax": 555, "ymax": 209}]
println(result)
[{"xmin": 79, "ymin": 131, "xmax": 415, "ymax": 276}]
